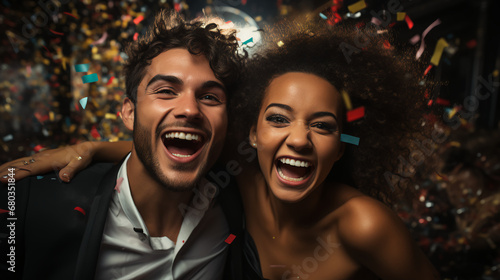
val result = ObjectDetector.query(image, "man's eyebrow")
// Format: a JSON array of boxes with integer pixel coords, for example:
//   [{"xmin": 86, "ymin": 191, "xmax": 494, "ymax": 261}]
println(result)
[
  {"xmin": 312, "ymin": 111, "xmax": 338, "ymax": 122},
  {"xmin": 201, "ymin": 81, "xmax": 226, "ymax": 92},
  {"xmin": 145, "ymin": 75, "xmax": 183, "ymax": 90},
  {"xmin": 265, "ymin": 103, "xmax": 293, "ymax": 112}
]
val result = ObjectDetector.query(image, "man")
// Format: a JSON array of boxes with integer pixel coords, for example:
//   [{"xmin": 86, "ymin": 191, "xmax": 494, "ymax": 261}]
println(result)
[{"xmin": 0, "ymin": 10, "xmax": 246, "ymax": 279}]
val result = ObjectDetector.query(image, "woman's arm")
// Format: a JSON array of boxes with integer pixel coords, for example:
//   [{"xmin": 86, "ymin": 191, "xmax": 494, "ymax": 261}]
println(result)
[
  {"xmin": 0, "ymin": 141, "xmax": 132, "ymax": 183},
  {"xmin": 339, "ymin": 196, "xmax": 440, "ymax": 280}
]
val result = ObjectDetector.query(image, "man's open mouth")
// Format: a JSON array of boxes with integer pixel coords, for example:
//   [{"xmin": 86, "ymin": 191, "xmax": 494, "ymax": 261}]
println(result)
[
  {"xmin": 275, "ymin": 157, "xmax": 313, "ymax": 183},
  {"xmin": 162, "ymin": 132, "xmax": 205, "ymax": 158}
]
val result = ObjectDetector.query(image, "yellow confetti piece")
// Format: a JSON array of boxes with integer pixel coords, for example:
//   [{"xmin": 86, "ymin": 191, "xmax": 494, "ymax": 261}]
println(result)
[
  {"xmin": 449, "ymin": 141, "xmax": 461, "ymax": 147},
  {"xmin": 341, "ymin": 90, "xmax": 353, "ymax": 111},
  {"xmin": 49, "ymin": 111, "xmax": 55, "ymax": 121},
  {"xmin": 277, "ymin": 41, "xmax": 284, "ymax": 47},
  {"xmin": 397, "ymin": 12, "xmax": 406, "ymax": 21},
  {"xmin": 430, "ymin": 38, "xmax": 449, "ymax": 66},
  {"xmin": 348, "ymin": 0, "xmax": 367, "ymax": 13},
  {"xmin": 493, "ymin": 69, "xmax": 499, "ymax": 77},
  {"xmin": 105, "ymin": 113, "xmax": 117, "ymax": 120}
]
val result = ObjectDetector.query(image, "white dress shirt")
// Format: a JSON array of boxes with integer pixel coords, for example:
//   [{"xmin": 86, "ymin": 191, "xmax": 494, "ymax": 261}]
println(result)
[{"xmin": 95, "ymin": 154, "xmax": 229, "ymax": 279}]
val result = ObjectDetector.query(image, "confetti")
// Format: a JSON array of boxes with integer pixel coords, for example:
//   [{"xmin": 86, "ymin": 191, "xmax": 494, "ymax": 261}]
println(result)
[
  {"xmin": 424, "ymin": 64, "xmax": 433, "ymax": 76},
  {"xmin": 383, "ymin": 40, "xmax": 391, "ymax": 49},
  {"xmin": 347, "ymin": 106, "xmax": 365, "ymax": 122},
  {"xmin": 37, "ymin": 176, "xmax": 44, "ymax": 179},
  {"xmin": 74, "ymin": 206, "xmax": 86, "ymax": 215},
  {"xmin": 405, "ymin": 15, "xmax": 414, "ymax": 29},
  {"xmin": 133, "ymin": 32, "xmax": 139, "ymax": 41},
  {"xmin": 49, "ymin": 29, "xmax": 64, "ymax": 36},
  {"xmin": 91, "ymin": 125, "xmax": 101, "ymax": 139},
  {"xmin": 33, "ymin": 144, "xmax": 45, "ymax": 152},
  {"xmin": 397, "ymin": 12, "xmax": 406, "ymax": 21},
  {"xmin": 415, "ymin": 19, "xmax": 441, "ymax": 59},
  {"xmin": 79, "ymin": 97, "xmax": 89, "ymax": 109},
  {"xmin": 430, "ymin": 38, "xmax": 449, "ymax": 66},
  {"xmin": 106, "ymin": 76, "xmax": 115, "ymax": 85},
  {"xmin": 63, "ymin": 11, "xmax": 78, "ymax": 19},
  {"xmin": 340, "ymin": 134, "xmax": 360, "ymax": 146},
  {"xmin": 0, "ymin": 209, "xmax": 9, "ymax": 214},
  {"xmin": 341, "ymin": 90, "xmax": 352, "ymax": 111},
  {"xmin": 242, "ymin": 37, "xmax": 253, "ymax": 45},
  {"xmin": 133, "ymin": 15, "xmax": 144, "ymax": 25},
  {"xmin": 114, "ymin": 177, "xmax": 124, "ymax": 193},
  {"xmin": 242, "ymin": 0, "xmax": 247, "ymax": 4},
  {"xmin": 371, "ymin": 17, "xmax": 382, "ymax": 26},
  {"xmin": 348, "ymin": 0, "xmax": 366, "ymax": 14},
  {"xmin": 225, "ymin": 233, "xmax": 236, "ymax": 244},
  {"xmin": 92, "ymin": 32, "xmax": 108, "ymax": 45},
  {"xmin": 3, "ymin": 134, "xmax": 13, "ymax": 142},
  {"xmin": 82, "ymin": 73, "xmax": 99, "ymax": 84},
  {"xmin": 74, "ymin": 63, "xmax": 90, "ymax": 72},
  {"xmin": 277, "ymin": 41, "xmax": 284, "ymax": 47},
  {"xmin": 319, "ymin": 13, "xmax": 327, "ymax": 20}
]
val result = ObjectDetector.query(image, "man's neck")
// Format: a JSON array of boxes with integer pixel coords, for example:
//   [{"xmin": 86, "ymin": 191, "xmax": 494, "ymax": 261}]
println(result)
[{"xmin": 126, "ymin": 150, "xmax": 195, "ymax": 240}]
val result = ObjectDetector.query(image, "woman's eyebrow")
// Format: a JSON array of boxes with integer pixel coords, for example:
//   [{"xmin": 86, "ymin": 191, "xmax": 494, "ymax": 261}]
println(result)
[{"xmin": 265, "ymin": 103, "xmax": 293, "ymax": 112}]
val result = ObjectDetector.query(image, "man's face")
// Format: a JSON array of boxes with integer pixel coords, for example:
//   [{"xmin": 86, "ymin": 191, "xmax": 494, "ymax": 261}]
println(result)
[{"xmin": 123, "ymin": 48, "xmax": 228, "ymax": 191}]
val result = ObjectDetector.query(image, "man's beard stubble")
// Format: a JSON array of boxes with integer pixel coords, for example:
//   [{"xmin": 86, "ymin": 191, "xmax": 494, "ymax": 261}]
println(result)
[{"xmin": 133, "ymin": 117, "xmax": 208, "ymax": 192}]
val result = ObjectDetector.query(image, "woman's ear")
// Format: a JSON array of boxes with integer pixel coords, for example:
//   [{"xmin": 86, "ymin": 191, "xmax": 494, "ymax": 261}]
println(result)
[
  {"xmin": 121, "ymin": 98, "xmax": 135, "ymax": 131},
  {"xmin": 249, "ymin": 125, "xmax": 257, "ymax": 148}
]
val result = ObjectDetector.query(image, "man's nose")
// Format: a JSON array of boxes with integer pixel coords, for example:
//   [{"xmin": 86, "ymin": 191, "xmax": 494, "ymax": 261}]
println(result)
[{"xmin": 173, "ymin": 94, "xmax": 202, "ymax": 121}]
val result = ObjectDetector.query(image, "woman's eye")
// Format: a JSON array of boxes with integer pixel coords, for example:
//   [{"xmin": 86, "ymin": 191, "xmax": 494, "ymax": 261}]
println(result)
[
  {"xmin": 266, "ymin": 114, "xmax": 289, "ymax": 124},
  {"xmin": 311, "ymin": 122, "xmax": 337, "ymax": 132}
]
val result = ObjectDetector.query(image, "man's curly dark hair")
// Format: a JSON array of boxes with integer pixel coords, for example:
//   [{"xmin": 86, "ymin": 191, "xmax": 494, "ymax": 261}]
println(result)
[
  {"xmin": 123, "ymin": 9, "xmax": 246, "ymax": 104},
  {"xmin": 231, "ymin": 19, "xmax": 433, "ymax": 204}
]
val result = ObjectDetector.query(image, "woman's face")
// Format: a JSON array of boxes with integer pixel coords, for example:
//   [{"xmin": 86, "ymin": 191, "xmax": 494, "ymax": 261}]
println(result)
[{"xmin": 250, "ymin": 72, "xmax": 344, "ymax": 203}]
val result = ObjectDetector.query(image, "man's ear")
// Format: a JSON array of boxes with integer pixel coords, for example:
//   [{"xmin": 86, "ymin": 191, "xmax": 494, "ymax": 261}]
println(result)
[
  {"xmin": 121, "ymin": 97, "xmax": 135, "ymax": 131},
  {"xmin": 249, "ymin": 125, "xmax": 257, "ymax": 148}
]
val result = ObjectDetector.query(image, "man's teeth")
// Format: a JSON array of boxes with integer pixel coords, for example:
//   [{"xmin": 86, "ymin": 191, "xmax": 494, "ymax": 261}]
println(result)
[
  {"xmin": 172, "ymin": 153, "xmax": 192, "ymax": 158},
  {"xmin": 164, "ymin": 132, "xmax": 201, "ymax": 141},
  {"xmin": 278, "ymin": 167, "xmax": 307, "ymax": 182},
  {"xmin": 279, "ymin": 158, "xmax": 310, "ymax": 168}
]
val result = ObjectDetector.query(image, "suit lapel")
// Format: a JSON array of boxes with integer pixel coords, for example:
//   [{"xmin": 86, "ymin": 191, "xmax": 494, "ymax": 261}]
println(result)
[{"xmin": 73, "ymin": 162, "xmax": 121, "ymax": 280}]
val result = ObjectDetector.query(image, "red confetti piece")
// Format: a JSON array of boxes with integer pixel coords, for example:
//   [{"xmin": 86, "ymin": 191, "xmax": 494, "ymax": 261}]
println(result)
[
  {"xmin": 355, "ymin": 22, "xmax": 365, "ymax": 29},
  {"xmin": 74, "ymin": 206, "xmax": 86, "ymax": 215},
  {"xmin": 114, "ymin": 177, "xmax": 124, "ymax": 193},
  {"xmin": 0, "ymin": 209, "xmax": 9, "ymax": 214},
  {"xmin": 63, "ymin": 12, "xmax": 78, "ymax": 19},
  {"xmin": 436, "ymin": 98, "xmax": 450, "ymax": 106},
  {"xmin": 225, "ymin": 21, "xmax": 232, "ymax": 24},
  {"xmin": 133, "ymin": 32, "xmax": 139, "ymax": 41},
  {"xmin": 383, "ymin": 40, "xmax": 391, "ymax": 49},
  {"xmin": 404, "ymin": 15, "xmax": 414, "ymax": 29},
  {"xmin": 466, "ymin": 39, "xmax": 477, "ymax": 49},
  {"xmin": 133, "ymin": 15, "xmax": 144, "ymax": 25},
  {"xmin": 424, "ymin": 64, "xmax": 433, "ymax": 76},
  {"xmin": 427, "ymin": 100, "xmax": 434, "ymax": 106},
  {"xmin": 106, "ymin": 76, "xmax": 115, "ymax": 85},
  {"xmin": 91, "ymin": 125, "xmax": 101, "ymax": 139},
  {"xmin": 174, "ymin": 3, "xmax": 181, "ymax": 12},
  {"xmin": 34, "ymin": 144, "xmax": 45, "ymax": 152},
  {"xmin": 225, "ymin": 234, "xmax": 236, "ymax": 244},
  {"xmin": 388, "ymin": 22, "xmax": 397, "ymax": 28},
  {"xmin": 347, "ymin": 106, "xmax": 365, "ymax": 122},
  {"xmin": 242, "ymin": 0, "xmax": 247, "ymax": 5},
  {"xmin": 49, "ymin": 29, "xmax": 64, "ymax": 36}
]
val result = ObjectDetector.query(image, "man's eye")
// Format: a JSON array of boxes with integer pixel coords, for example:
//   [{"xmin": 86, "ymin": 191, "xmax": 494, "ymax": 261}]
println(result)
[
  {"xmin": 155, "ymin": 89, "xmax": 176, "ymax": 95},
  {"xmin": 266, "ymin": 114, "xmax": 289, "ymax": 124},
  {"xmin": 200, "ymin": 94, "xmax": 222, "ymax": 104}
]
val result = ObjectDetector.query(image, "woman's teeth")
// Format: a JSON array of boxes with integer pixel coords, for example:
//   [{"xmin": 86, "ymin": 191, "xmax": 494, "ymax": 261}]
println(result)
[
  {"xmin": 279, "ymin": 158, "xmax": 310, "ymax": 168},
  {"xmin": 164, "ymin": 132, "xmax": 201, "ymax": 141},
  {"xmin": 278, "ymin": 167, "xmax": 307, "ymax": 182}
]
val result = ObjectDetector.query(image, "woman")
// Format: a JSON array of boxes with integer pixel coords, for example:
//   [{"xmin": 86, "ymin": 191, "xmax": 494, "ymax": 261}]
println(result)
[{"xmin": 0, "ymin": 19, "xmax": 439, "ymax": 279}]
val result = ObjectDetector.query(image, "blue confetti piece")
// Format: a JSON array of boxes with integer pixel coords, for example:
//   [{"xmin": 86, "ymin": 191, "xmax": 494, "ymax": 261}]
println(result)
[
  {"xmin": 65, "ymin": 116, "xmax": 71, "ymax": 127},
  {"xmin": 74, "ymin": 63, "xmax": 90, "ymax": 72},
  {"xmin": 37, "ymin": 176, "xmax": 44, "ymax": 179},
  {"xmin": 242, "ymin": 37, "xmax": 253, "ymax": 45},
  {"xmin": 79, "ymin": 97, "xmax": 89, "ymax": 109},
  {"xmin": 319, "ymin": 13, "xmax": 327, "ymax": 20},
  {"xmin": 3, "ymin": 134, "xmax": 13, "ymax": 142},
  {"xmin": 51, "ymin": 178, "xmax": 56, "ymax": 180},
  {"xmin": 82, "ymin": 73, "xmax": 98, "ymax": 84},
  {"xmin": 340, "ymin": 134, "xmax": 360, "ymax": 146}
]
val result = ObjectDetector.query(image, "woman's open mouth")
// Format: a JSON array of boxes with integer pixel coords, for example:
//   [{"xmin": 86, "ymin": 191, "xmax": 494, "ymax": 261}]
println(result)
[
  {"xmin": 275, "ymin": 157, "xmax": 314, "ymax": 185},
  {"xmin": 162, "ymin": 131, "xmax": 205, "ymax": 160}
]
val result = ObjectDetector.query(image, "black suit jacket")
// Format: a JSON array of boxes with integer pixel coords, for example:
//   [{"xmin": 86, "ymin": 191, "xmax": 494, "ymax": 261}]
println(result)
[
  {"xmin": 0, "ymin": 162, "xmax": 118, "ymax": 280},
  {"xmin": 0, "ymin": 161, "xmax": 256, "ymax": 280}
]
